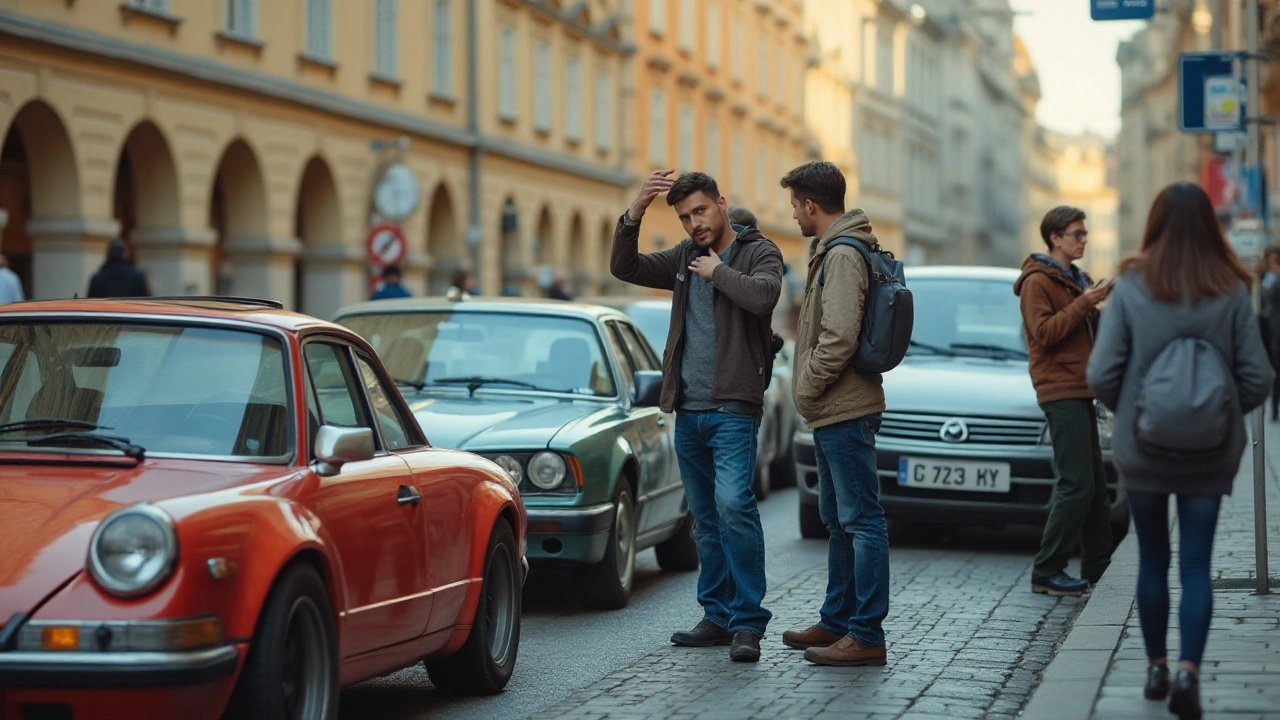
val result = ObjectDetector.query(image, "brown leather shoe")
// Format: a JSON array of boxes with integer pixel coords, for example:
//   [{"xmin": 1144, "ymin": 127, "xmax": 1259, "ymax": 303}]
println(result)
[
  {"xmin": 781, "ymin": 624, "xmax": 841, "ymax": 650},
  {"xmin": 803, "ymin": 637, "xmax": 887, "ymax": 667}
]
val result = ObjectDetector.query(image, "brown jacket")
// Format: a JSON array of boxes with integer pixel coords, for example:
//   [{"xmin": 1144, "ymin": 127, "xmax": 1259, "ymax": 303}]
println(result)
[
  {"xmin": 610, "ymin": 214, "xmax": 783, "ymax": 413},
  {"xmin": 1014, "ymin": 255, "xmax": 1099, "ymax": 405},
  {"xmin": 793, "ymin": 209, "xmax": 886, "ymax": 428}
]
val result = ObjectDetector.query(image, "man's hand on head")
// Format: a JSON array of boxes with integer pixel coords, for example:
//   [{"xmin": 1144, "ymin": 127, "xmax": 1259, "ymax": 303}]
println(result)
[{"xmin": 629, "ymin": 170, "xmax": 675, "ymax": 220}]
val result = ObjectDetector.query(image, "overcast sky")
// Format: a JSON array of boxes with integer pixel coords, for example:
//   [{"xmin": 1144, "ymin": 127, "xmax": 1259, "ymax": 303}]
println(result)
[{"xmin": 1013, "ymin": 2, "xmax": 1147, "ymax": 139}]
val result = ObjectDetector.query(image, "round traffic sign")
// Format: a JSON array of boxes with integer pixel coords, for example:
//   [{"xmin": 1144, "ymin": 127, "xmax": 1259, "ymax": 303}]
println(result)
[{"xmin": 366, "ymin": 222, "xmax": 407, "ymax": 267}]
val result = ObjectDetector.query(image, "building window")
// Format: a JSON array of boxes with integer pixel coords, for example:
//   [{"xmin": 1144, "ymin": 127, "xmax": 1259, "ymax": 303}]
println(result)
[
  {"xmin": 678, "ymin": 104, "xmax": 694, "ymax": 170},
  {"xmin": 649, "ymin": 0, "xmax": 665, "ymax": 36},
  {"xmin": 224, "ymin": 0, "xmax": 257, "ymax": 38},
  {"xmin": 433, "ymin": 0, "xmax": 453, "ymax": 94},
  {"xmin": 133, "ymin": 0, "xmax": 170, "ymax": 12},
  {"xmin": 679, "ymin": 0, "xmax": 694, "ymax": 51},
  {"xmin": 596, "ymin": 70, "xmax": 612, "ymax": 152},
  {"xmin": 649, "ymin": 89, "xmax": 667, "ymax": 166},
  {"xmin": 730, "ymin": 131, "xmax": 743, "ymax": 199},
  {"xmin": 756, "ymin": 145, "xmax": 768, "ymax": 203},
  {"xmin": 706, "ymin": 1, "xmax": 721, "ymax": 70},
  {"xmin": 566, "ymin": 56, "xmax": 583, "ymax": 142},
  {"xmin": 731, "ymin": 15, "xmax": 742, "ymax": 81},
  {"xmin": 499, "ymin": 26, "xmax": 517, "ymax": 120},
  {"xmin": 876, "ymin": 25, "xmax": 893, "ymax": 93},
  {"xmin": 706, "ymin": 117, "xmax": 720, "ymax": 178},
  {"xmin": 374, "ymin": 0, "xmax": 398, "ymax": 78},
  {"xmin": 757, "ymin": 33, "xmax": 768, "ymax": 99},
  {"xmin": 534, "ymin": 40, "xmax": 552, "ymax": 132},
  {"xmin": 303, "ymin": 0, "xmax": 331, "ymax": 58}
]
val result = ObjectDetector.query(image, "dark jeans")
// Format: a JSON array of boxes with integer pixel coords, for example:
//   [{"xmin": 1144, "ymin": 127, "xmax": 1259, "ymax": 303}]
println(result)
[
  {"xmin": 1033, "ymin": 399, "xmax": 1113, "ymax": 583},
  {"xmin": 1126, "ymin": 490, "xmax": 1221, "ymax": 666},
  {"xmin": 813, "ymin": 415, "xmax": 890, "ymax": 647},
  {"xmin": 674, "ymin": 409, "xmax": 771, "ymax": 636}
]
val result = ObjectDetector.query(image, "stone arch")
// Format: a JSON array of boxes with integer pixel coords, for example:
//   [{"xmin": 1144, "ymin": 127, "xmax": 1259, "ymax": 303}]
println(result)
[
  {"xmin": 599, "ymin": 217, "xmax": 617, "ymax": 294},
  {"xmin": 425, "ymin": 182, "xmax": 462, "ymax": 294},
  {"xmin": 209, "ymin": 139, "xmax": 269, "ymax": 297},
  {"xmin": 534, "ymin": 203, "xmax": 555, "ymax": 270},
  {"xmin": 499, "ymin": 196, "xmax": 522, "ymax": 295},
  {"xmin": 1, "ymin": 100, "xmax": 85, "ymax": 300},
  {"xmin": 295, "ymin": 155, "xmax": 342, "ymax": 315},
  {"xmin": 112, "ymin": 121, "xmax": 180, "ymax": 243},
  {"xmin": 567, "ymin": 211, "xmax": 587, "ymax": 294}
]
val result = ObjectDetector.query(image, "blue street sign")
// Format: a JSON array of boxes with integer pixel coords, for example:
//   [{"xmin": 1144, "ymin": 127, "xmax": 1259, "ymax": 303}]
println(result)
[
  {"xmin": 1091, "ymin": 0, "xmax": 1155, "ymax": 21},
  {"xmin": 1178, "ymin": 51, "xmax": 1245, "ymax": 133}
]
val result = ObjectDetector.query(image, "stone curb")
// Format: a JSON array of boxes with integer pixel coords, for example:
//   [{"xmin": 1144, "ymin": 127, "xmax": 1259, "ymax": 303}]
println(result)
[{"xmin": 1018, "ymin": 530, "xmax": 1139, "ymax": 720}]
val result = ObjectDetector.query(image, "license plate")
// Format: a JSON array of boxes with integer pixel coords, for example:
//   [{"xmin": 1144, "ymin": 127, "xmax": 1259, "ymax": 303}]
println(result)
[{"xmin": 897, "ymin": 457, "xmax": 1011, "ymax": 493}]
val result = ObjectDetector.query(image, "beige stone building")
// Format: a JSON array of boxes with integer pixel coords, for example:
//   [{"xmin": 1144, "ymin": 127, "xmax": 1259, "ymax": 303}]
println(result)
[
  {"xmin": 0, "ymin": 0, "xmax": 634, "ymax": 316},
  {"xmin": 1024, "ymin": 130, "xmax": 1121, "ymax": 279}
]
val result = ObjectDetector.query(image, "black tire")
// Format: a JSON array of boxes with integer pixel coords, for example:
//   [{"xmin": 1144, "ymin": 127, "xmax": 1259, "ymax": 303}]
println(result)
[
  {"xmin": 799, "ymin": 499, "xmax": 827, "ymax": 539},
  {"xmin": 224, "ymin": 563, "xmax": 338, "ymax": 720},
  {"xmin": 770, "ymin": 436, "xmax": 797, "ymax": 489},
  {"xmin": 582, "ymin": 483, "xmax": 636, "ymax": 610},
  {"xmin": 426, "ymin": 519, "xmax": 521, "ymax": 695},
  {"xmin": 654, "ymin": 514, "xmax": 699, "ymax": 571}
]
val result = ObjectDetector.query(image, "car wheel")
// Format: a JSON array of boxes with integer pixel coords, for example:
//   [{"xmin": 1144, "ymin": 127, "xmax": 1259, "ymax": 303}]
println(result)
[
  {"xmin": 654, "ymin": 514, "xmax": 699, "ymax": 571},
  {"xmin": 799, "ymin": 500, "xmax": 827, "ymax": 539},
  {"xmin": 426, "ymin": 519, "xmax": 521, "ymax": 695},
  {"xmin": 224, "ymin": 564, "xmax": 338, "ymax": 720},
  {"xmin": 582, "ymin": 483, "xmax": 636, "ymax": 610},
  {"xmin": 769, "ymin": 437, "xmax": 797, "ymax": 489}
]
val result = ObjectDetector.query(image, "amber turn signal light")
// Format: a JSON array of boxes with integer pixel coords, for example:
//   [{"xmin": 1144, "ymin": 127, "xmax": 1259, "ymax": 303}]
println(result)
[{"xmin": 40, "ymin": 626, "xmax": 80, "ymax": 650}]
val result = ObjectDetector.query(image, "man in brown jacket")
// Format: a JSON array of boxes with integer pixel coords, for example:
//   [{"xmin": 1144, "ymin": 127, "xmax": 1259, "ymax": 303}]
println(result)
[
  {"xmin": 612, "ymin": 170, "xmax": 783, "ymax": 663},
  {"xmin": 777, "ymin": 161, "xmax": 890, "ymax": 668},
  {"xmin": 1014, "ymin": 206, "xmax": 1113, "ymax": 597}
]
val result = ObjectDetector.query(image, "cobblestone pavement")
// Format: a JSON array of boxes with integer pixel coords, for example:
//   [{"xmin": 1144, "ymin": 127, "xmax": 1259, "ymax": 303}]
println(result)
[{"xmin": 532, "ymin": 541, "xmax": 1083, "ymax": 720}]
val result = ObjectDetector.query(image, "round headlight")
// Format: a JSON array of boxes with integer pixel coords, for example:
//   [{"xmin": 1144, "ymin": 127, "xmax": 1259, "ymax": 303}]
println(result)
[
  {"xmin": 87, "ymin": 505, "xmax": 178, "ymax": 598},
  {"xmin": 1096, "ymin": 405, "xmax": 1114, "ymax": 449},
  {"xmin": 528, "ymin": 452, "xmax": 567, "ymax": 490},
  {"xmin": 493, "ymin": 455, "xmax": 524, "ymax": 484}
]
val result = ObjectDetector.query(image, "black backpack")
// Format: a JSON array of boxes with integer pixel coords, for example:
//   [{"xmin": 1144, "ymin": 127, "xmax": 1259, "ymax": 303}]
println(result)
[{"xmin": 817, "ymin": 238, "xmax": 913, "ymax": 376}]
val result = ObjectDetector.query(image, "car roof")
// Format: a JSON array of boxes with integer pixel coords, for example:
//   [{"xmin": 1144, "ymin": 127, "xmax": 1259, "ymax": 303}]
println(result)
[
  {"xmin": 574, "ymin": 295, "xmax": 673, "ymax": 310},
  {"xmin": 334, "ymin": 296, "xmax": 632, "ymax": 321},
  {"xmin": 904, "ymin": 266, "xmax": 1021, "ymax": 282},
  {"xmin": 0, "ymin": 296, "xmax": 339, "ymax": 334}
]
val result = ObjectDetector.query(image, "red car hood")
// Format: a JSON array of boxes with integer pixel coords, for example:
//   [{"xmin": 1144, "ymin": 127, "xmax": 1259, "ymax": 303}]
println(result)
[{"xmin": 0, "ymin": 456, "xmax": 293, "ymax": 622}]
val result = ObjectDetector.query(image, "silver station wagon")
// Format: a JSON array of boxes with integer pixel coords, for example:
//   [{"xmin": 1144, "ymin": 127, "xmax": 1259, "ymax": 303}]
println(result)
[{"xmin": 795, "ymin": 266, "xmax": 1130, "ymax": 541}]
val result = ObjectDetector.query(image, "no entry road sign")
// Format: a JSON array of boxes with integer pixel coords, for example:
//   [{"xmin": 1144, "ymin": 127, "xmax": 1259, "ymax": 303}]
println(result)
[{"xmin": 366, "ymin": 222, "xmax": 407, "ymax": 268}]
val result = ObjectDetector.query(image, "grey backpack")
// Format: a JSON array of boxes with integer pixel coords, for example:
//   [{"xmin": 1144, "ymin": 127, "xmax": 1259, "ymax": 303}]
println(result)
[
  {"xmin": 818, "ymin": 238, "xmax": 913, "ymax": 376},
  {"xmin": 1134, "ymin": 337, "xmax": 1237, "ymax": 457}
]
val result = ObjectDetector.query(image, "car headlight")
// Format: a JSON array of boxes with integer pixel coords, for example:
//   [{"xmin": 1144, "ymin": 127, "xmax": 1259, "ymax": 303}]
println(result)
[
  {"xmin": 528, "ymin": 452, "xmax": 567, "ymax": 490},
  {"xmin": 1039, "ymin": 424, "xmax": 1052, "ymax": 444},
  {"xmin": 492, "ymin": 454, "xmax": 524, "ymax": 484},
  {"xmin": 1096, "ymin": 404, "xmax": 1114, "ymax": 450},
  {"xmin": 86, "ymin": 505, "xmax": 178, "ymax": 598}
]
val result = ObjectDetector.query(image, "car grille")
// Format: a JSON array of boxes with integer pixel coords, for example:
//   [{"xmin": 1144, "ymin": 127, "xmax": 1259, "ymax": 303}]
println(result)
[{"xmin": 880, "ymin": 412, "xmax": 1045, "ymax": 446}]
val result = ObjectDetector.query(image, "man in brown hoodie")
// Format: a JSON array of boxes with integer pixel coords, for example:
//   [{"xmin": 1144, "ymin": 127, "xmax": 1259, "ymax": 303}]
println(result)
[{"xmin": 1014, "ymin": 206, "xmax": 1113, "ymax": 597}]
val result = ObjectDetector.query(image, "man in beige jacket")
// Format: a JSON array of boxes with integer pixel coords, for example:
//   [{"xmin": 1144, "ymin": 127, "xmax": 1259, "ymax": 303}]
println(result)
[{"xmin": 777, "ymin": 161, "xmax": 890, "ymax": 668}]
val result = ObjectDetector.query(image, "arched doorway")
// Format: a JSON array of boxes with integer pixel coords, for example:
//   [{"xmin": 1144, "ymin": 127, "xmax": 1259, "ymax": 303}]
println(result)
[
  {"xmin": 209, "ymin": 140, "xmax": 268, "ymax": 297},
  {"xmin": 113, "ymin": 121, "xmax": 180, "ymax": 293},
  {"xmin": 294, "ymin": 156, "xmax": 341, "ymax": 315},
  {"xmin": 499, "ymin": 197, "xmax": 521, "ymax": 296},
  {"xmin": 599, "ymin": 218, "xmax": 616, "ymax": 294},
  {"xmin": 567, "ymin": 212, "xmax": 586, "ymax": 297},
  {"xmin": 0, "ymin": 101, "xmax": 81, "ymax": 300},
  {"xmin": 425, "ymin": 184, "xmax": 461, "ymax": 295},
  {"xmin": 533, "ymin": 206, "xmax": 554, "ymax": 295}
]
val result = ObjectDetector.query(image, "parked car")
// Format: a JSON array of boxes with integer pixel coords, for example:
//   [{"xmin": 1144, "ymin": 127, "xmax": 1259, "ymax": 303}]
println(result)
[
  {"xmin": 579, "ymin": 295, "xmax": 798, "ymax": 498},
  {"xmin": 333, "ymin": 298, "xmax": 697, "ymax": 610},
  {"xmin": 0, "ymin": 297, "xmax": 526, "ymax": 720},
  {"xmin": 795, "ymin": 267, "xmax": 1129, "ymax": 541}
]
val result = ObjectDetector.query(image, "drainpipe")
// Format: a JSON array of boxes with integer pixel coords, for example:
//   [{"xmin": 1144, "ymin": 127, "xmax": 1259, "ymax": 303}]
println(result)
[{"xmin": 465, "ymin": 0, "xmax": 483, "ymax": 291}]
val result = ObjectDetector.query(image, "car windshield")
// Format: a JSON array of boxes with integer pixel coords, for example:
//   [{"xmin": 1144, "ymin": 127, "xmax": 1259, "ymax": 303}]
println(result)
[
  {"xmin": 339, "ymin": 312, "xmax": 617, "ymax": 397},
  {"xmin": 907, "ymin": 278, "xmax": 1027, "ymax": 357},
  {"xmin": 0, "ymin": 322, "xmax": 289, "ymax": 458},
  {"xmin": 622, "ymin": 303, "xmax": 672, "ymax": 352}
]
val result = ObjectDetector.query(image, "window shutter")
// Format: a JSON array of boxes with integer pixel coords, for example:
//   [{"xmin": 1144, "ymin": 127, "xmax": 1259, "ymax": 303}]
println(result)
[
  {"xmin": 433, "ymin": 0, "xmax": 452, "ymax": 93},
  {"xmin": 376, "ymin": 0, "xmax": 398, "ymax": 77},
  {"xmin": 596, "ymin": 71, "xmax": 612, "ymax": 152},
  {"xmin": 566, "ymin": 57, "xmax": 582, "ymax": 142}
]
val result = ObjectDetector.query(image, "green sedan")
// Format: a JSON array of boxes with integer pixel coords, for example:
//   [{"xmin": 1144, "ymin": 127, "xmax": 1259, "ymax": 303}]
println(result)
[{"xmin": 333, "ymin": 298, "xmax": 697, "ymax": 609}]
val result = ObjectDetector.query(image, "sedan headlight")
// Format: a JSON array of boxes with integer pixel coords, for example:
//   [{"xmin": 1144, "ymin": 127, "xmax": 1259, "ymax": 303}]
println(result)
[
  {"xmin": 87, "ymin": 505, "xmax": 178, "ymax": 598},
  {"xmin": 1096, "ymin": 404, "xmax": 1114, "ymax": 450},
  {"xmin": 528, "ymin": 452, "xmax": 568, "ymax": 490},
  {"xmin": 493, "ymin": 454, "xmax": 524, "ymax": 484}
]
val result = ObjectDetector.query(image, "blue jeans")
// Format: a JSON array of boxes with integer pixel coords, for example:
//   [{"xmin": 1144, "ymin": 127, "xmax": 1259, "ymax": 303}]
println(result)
[
  {"xmin": 814, "ymin": 415, "xmax": 890, "ymax": 647},
  {"xmin": 675, "ymin": 409, "xmax": 771, "ymax": 636},
  {"xmin": 1126, "ymin": 490, "xmax": 1222, "ymax": 666}
]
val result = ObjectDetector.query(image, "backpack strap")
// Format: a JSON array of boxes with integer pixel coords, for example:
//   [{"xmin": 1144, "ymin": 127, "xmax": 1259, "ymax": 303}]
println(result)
[{"xmin": 817, "ymin": 237, "xmax": 874, "ymax": 287}]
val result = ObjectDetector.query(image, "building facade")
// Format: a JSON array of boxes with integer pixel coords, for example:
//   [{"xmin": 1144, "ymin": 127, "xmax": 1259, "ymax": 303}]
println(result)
[{"xmin": 0, "ymin": 0, "xmax": 634, "ymax": 316}]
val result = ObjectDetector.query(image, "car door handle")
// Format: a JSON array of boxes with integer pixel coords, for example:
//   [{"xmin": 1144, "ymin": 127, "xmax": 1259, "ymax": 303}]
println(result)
[
  {"xmin": 657, "ymin": 417, "xmax": 666, "ymax": 427},
  {"xmin": 397, "ymin": 485, "xmax": 421, "ymax": 507}
]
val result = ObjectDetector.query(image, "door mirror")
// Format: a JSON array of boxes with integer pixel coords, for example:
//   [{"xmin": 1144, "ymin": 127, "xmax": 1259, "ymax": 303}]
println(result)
[
  {"xmin": 313, "ymin": 425, "xmax": 375, "ymax": 476},
  {"xmin": 632, "ymin": 370, "xmax": 663, "ymax": 407}
]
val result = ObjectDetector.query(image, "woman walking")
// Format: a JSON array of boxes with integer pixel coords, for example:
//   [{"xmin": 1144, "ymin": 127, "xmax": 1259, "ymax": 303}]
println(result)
[{"xmin": 1087, "ymin": 183, "xmax": 1274, "ymax": 720}]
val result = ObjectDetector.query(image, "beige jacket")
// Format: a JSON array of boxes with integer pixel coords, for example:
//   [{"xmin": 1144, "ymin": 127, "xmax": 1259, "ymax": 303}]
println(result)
[{"xmin": 792, "ymin": 209, "xmax": 887, "ymax": 429}]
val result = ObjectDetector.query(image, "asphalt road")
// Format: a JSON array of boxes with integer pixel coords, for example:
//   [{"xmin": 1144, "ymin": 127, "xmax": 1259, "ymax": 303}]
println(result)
[{"xmin": 338, "ymin": 487, "xmax": 1046, "ymax": 720}]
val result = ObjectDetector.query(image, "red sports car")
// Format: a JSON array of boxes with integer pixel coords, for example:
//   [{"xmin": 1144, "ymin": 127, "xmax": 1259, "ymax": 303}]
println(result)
[{"xmin": 0, "ymin": 297, "xmax": 527, "ymax": 720}]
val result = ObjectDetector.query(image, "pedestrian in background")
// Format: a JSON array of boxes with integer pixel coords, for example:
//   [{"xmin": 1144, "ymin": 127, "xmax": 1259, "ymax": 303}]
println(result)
[
  {"xmin": 1013, "ymin": 207, "xmax": 1113, "ymax": 597},
  {"xmin": 544, "ymin": 269, "xmax": 574, "ymax": 301},
  {"xmin": 1261, "ymin": 246, "xmax": 1280, "ymax": 420},
  {"xmin": 727, "ymin": 205, "xmax": 758, "ymax": 229},
  {"xmin": 778, "ymin": 161, "xmax": 891, "ymax": 668},
  {"xmin": 369, "ymin": 264, "xmax": 411, "ymax": 300},
  {"xmin": 0, "ymin": 254, "xmax": 23, "ymax": 304},
  {"xmin": 612, "ymin": 169, "xmax": 783, "ymax": 663},
  {"xmin": 1087, "ymin": 182, "xmax": 1273, "ymax": 720},
  {"xmin": 88, "ymin": 239, "xmax": 150, "ymax": 298},
  {"xmin": 446, "ymin": 267, "xmax": 476, "ymax": 302}
]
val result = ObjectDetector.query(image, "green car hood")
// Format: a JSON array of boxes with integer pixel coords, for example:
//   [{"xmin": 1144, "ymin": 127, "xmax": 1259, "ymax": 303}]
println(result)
[{"xmin": 406, "ymin": 392, "xmax": 606, "ymax": 451}]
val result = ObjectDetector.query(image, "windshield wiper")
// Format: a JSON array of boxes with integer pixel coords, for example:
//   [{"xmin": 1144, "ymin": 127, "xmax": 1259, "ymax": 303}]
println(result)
[
  {"xmin": 907, "ymin": 340, "xmax": 957, "ymax": 357},
  {"xmin": 432, "ymin": 376, "xmax": 567, "ymax": 397},
  {"xmin": 0, "ymin": 418, "xmax": 112, "ymax": 435},
  {"xmin": 23, "ymin": 431, "xmax": 145, "ymax": 460},
  {"xmin": 393, "ymin": 378, "xmax": 428, "ymax": 391},
  {"xmin": 950, "ymin": 343, "xmax": 1029, "ymax": 360}
]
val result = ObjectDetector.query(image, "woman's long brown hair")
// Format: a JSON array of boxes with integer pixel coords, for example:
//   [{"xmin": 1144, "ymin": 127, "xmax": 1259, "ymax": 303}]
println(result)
[{"xmin": 1119, "ymin": 182, "xmax": 1253, "ymax": 304}]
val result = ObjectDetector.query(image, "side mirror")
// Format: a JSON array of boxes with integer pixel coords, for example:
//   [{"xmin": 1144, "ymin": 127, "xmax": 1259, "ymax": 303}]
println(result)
[
  {"xmin": 632, "ymin": 370, "xmax": 663, "ymax": 407},
  {"xmin": 313, "ymin": 425, "xmax": 375, "ymax": 477}
]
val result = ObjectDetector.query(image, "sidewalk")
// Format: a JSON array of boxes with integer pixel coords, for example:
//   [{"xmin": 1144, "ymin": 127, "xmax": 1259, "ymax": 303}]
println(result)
[{"xmin": 1023, "ymin": 420, "xmax": 1280, "ymax": 720}]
